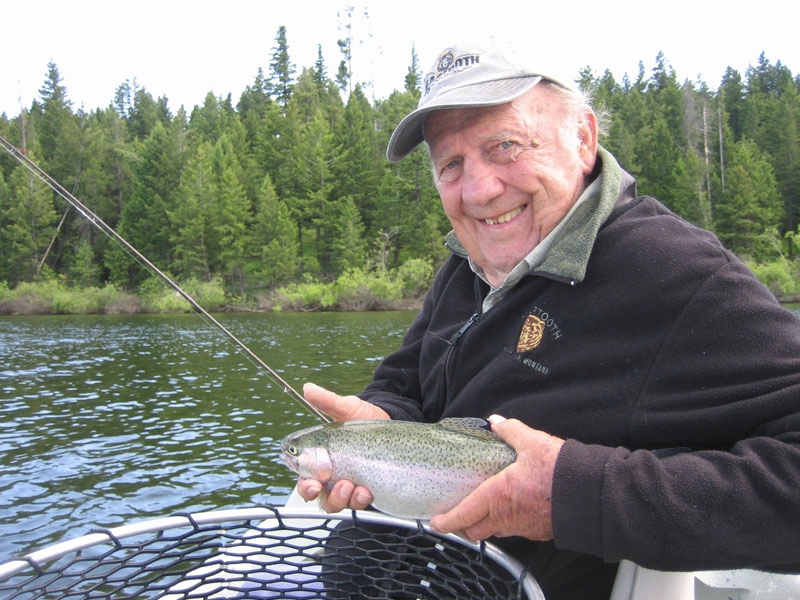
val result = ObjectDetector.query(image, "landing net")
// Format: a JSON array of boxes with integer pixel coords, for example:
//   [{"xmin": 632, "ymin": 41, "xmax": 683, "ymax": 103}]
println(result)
[{"xmin": 0, "ymin": 506, "xmax": 544, "ymax": 599}]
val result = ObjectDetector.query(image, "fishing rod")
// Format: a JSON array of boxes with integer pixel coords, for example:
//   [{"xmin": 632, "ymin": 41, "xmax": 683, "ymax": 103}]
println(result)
[{"xmin": 0, "ymin": 134, "xmax": 331, "ymax": 424}]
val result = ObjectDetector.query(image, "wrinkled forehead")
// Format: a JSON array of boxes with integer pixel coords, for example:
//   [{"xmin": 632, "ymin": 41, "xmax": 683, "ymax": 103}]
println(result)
[{"xmin": 424, "ymin": 100, "xmax": 550, "ymax": 157}]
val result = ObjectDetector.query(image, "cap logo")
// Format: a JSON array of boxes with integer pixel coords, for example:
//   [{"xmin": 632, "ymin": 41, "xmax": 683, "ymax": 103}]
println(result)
[{"xmin": 422, "ymin": 49, "xmax": 481, "ymax": 97}]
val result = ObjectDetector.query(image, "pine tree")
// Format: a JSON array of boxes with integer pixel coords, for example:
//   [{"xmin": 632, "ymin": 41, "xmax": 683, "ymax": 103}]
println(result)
[
  {"xmin": 331, "ymin": 86, "xmax": 382, "ymax": 237},
  {"xmin": 327, "ymin": 195, "xmax": 366, "ymax": 275},
  {"xmin": 2, "ymin": 152, "xmax": 59, "ymax": 284},
  {"xmin": 169, "ymin": 142, "xmax": 216, "ymax": 280},
  {"xmin": 113, "ymin": 120, "xmax": 184, "ymax": 286},
  {"xmin": 719, "ymin": 68, "xmax": 746, "ymax": 142},
  {"xmin": 69, "ymin": 239, "xmax": 101, "ymax": 287},
  {"xmin": 715, "ymin": 139, "xmax": 783, "ymax": 260},
  {"xmin": 269, "ymin": 26, "xmax": 295, "ymax": 111},
  {"xmin": 405, "ymin": 45, "xmax": 421, "ymax": 93},
  {"xmin": 36, "ymin": 62, "xmax": 73, "ymax": 166},
  {"xmin": 286, "ymin": 106, "xmax": 334, "ymax": 267},
  {"xmin": 211, "ymin": 136, "xmax": 251, "ymax": 294},
  {"xmin": 246, "ymin": 174, "xmax": 300, "ymax": 288}
]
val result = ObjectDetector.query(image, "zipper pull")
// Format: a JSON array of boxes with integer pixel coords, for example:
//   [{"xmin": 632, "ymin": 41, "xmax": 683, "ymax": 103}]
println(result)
[{"xmin": 449, "ymin": 313, "xmax": 480, "ymax": 345}]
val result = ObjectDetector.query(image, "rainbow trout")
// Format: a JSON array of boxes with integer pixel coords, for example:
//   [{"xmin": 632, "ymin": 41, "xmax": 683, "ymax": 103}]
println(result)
[{"xmin": 280, "ymin": 418, "xmax": 516, "ymax": 520}]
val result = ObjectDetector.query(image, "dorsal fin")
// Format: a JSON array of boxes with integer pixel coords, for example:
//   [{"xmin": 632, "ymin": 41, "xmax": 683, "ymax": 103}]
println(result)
[{"xmin": 437, "ymin": 417, "xmax": 500, "ymax": 442}]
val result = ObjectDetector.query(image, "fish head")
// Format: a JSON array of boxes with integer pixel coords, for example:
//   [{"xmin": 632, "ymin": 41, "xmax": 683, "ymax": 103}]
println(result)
[{"xmin": 280, "ymin": 425, "xmax": 334, "ymax": 483}]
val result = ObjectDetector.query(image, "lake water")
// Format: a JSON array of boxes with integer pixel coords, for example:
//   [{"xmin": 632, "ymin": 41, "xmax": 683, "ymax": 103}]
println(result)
[{"xmin": 0, "ymin": 310, "xmax": 417, "ymax": 561}]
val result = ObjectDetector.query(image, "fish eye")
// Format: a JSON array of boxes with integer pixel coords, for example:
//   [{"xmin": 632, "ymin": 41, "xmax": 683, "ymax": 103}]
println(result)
[{"xmin": 286, "ymin": 444, "xmax": 298, "ymax": 456}]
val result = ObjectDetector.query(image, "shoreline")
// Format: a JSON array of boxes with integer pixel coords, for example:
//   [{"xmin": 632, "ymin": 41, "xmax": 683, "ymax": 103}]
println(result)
[{"xmin": 0, "ymin": 296, "xmax": 425, "ymax": 317}]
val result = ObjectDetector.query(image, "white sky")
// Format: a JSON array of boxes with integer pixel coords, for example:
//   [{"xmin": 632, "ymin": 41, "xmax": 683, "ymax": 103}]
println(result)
[{"xmin": 1, "ymin": 0, "xmax": 797, "ymax": 118}]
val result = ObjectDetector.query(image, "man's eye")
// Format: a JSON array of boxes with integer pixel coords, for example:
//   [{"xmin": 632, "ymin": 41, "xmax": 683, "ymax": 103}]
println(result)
[
  {"xmin": 494, "ymin": 140, "xmax": 521, "ymax": 156},
  {"xmin": 488, "ymin": 140, "xmax": 526, "ymax": 164},
  {"xmin": 437, "ymin": 159, "xmax": 462, "ymax": 182}
]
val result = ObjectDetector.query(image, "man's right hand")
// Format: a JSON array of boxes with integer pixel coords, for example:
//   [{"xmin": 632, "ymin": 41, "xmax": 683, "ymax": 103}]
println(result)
[
  {"xmin": 296, "ymin": 382, "xmax": 389, "ymax": 511},
  {"xmin": 302, "ymin": 382, "xmax": 390, "ymax": 423}
]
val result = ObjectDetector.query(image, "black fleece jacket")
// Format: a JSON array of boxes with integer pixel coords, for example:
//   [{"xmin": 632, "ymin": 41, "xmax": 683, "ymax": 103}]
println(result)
[{"xmin": 358, "ymin": 155, "xmax": 800, "ymax": 598}]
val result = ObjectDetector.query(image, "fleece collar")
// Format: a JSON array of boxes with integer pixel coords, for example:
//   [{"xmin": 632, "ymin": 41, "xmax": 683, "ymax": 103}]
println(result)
[{"xmin": 445, "ymin": 145, "xmax": 626, "ymax": 285}]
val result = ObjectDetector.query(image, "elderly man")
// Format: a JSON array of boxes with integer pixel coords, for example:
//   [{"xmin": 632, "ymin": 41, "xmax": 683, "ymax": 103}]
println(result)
[{"xmin": 297, "ymin": 42, "xmax": 800, "ymax": 599}]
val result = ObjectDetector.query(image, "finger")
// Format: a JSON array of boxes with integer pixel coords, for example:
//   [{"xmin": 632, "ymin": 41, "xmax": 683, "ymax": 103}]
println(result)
[
  {"xmin": 319, "ymin": 479, "xmax": 355, "ymax": 513},
  {"xmin": 350, "ymin": 485, "xmax": 374, "ymax": 510},
  {"xmin": 297, "ymin": 477, "xmax": 323, "ymax": 501},
  {"xmin": 488, "ymin": 414, "xmax": 527, "ymax": 448},
  {"xmin": 463, "ymin": 518, "xmax": 497, "ymax": 542},
  {"xmin": 302, "ymin": 383, "xmax": 347, "ymax": 421},
  {"xmin": 316, "ymin": 481, "xmax": 371, "ymax": 511},
  {"xmin": 303, "ymin": 382, "xmax": 390, "ymax": 422},
  {"xmin": 430, "ymin": 489, "xmax": 491, "ymax": 535}
]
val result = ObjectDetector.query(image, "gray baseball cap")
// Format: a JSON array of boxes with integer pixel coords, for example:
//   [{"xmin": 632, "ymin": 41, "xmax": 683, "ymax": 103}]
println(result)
[{"xmin": 386, "ymin": 42, "xmax": 565, "ymax": 163}]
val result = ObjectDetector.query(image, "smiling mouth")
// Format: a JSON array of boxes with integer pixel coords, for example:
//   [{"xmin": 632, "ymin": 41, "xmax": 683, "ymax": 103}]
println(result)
[{"xmin": 483, "ymin": 205, "xmax": 526, "ymax": 226}]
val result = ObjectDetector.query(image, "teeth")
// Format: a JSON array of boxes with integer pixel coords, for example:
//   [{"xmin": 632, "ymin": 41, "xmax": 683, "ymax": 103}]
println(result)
[{"xmin": 484, "ymin": 206, "xmax": 524, "ymax": 225}]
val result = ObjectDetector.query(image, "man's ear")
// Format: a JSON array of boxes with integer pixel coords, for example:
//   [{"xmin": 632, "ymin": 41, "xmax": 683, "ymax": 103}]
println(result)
[{"xmin": 577, "ymin": 111, "xmax": 599, "ymax": 174}]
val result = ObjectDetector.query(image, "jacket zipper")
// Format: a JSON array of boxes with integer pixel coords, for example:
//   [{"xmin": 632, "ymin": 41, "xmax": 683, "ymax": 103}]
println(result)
[
  {"xmin": 431, "ymin": 277, "xmax": 486, "ymax": 418},
  {"xmin": 440, "ymin": 311, "xmax": 481, "ymax": 412},
  {"xmin": 449, "ymin": 312, "xmax": 480, "ymax": 345}
]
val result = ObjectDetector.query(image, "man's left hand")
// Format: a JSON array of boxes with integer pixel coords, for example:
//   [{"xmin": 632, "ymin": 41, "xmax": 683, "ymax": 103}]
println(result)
[{"xmin": 430, "ymin": 415, "xmax": 564, "ymax": 542}]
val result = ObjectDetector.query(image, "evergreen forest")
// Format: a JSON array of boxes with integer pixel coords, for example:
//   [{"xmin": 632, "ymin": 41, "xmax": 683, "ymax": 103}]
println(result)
[{"xmin": 2, "ymin": 26, "xmax": 800, "ymax": 313}]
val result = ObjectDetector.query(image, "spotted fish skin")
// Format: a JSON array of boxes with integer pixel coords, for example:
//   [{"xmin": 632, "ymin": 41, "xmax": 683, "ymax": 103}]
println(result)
[{"xmin": 280, "ymin": 418, "xmax": 516, "ymax": 519}]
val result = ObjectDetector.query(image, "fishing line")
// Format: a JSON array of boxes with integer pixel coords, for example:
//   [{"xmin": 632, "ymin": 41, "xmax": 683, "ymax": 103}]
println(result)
[{"xmin": 0, "ymin": 134, "xmax": 331, "ymax": 423}]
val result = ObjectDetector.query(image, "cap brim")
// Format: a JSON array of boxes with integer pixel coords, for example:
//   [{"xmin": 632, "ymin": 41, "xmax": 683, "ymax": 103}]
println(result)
[{"xmin": 386, "ymin": 75, "xmax": 542, "ymax": 163}]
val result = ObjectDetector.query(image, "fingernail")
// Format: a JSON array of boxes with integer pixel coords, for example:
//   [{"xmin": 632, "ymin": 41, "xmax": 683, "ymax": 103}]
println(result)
[
  {"xmin": 337, "ymin": 481, "xmax": 354, "ymax": 499},
  {"xmin": 488, "ymin": 414, "xmax": 506, "ymax": 425},
  {"xmin": 355, "ymin": 490, "xmax": 372, "ymax": 506}
]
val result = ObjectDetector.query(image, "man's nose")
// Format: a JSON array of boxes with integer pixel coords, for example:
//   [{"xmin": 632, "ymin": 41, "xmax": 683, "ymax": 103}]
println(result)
[{"xmin": 461, "ymin": 157, "xmax": 504, "ymax": 205}]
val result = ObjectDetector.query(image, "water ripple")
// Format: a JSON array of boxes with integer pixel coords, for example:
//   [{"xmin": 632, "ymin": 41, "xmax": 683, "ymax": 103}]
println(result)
[{"xmin": 0, "ymin": 311, "xmax": 415, "ymax": 559}]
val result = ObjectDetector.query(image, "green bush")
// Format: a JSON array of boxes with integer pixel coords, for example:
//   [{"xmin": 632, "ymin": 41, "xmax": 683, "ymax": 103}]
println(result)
[
  {"xmin": 192, "ymin": 278, "xmax": 227, "ymax": 309},
  {"xmin": 276, "ymin": 266, "xmax": 414, "ymax": 311},
  {"xmin": 0, "ymin": 280, "xmax": 137, "ymax": 314},
  {"xmin": 748, "ymin": 257, "xmax": 798, "ymax": 298},
  {"xmin": 332, "ymin": 268, "xmax": 402, "ymax": 311},
  {"xmin": 394, "ymin": 258, "xmax": 433, "ymax": 296},
  {"xmin": 278, "ymin": 277, "xmax": 337, "ymax": 310},
  {"xmin": 139, "ymin": 276, "xmax": 228, "ymax": 312}
]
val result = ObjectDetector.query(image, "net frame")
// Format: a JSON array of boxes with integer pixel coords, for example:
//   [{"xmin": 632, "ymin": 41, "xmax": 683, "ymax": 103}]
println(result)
[{"xmin": 0, "ymin": 506, "xmax": 545, "ymax": 599}]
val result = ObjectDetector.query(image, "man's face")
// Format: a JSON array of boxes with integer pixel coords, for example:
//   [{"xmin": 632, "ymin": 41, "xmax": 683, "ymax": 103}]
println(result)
[{"xmin": 424, "ymin": 86, "xmax": 598, "ymax": 287}]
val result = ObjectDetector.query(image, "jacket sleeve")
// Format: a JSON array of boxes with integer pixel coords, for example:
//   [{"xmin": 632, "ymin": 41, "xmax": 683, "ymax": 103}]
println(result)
[{"xmin": 552, "ymin": 257, "xmax": 800, "ymax": 571}]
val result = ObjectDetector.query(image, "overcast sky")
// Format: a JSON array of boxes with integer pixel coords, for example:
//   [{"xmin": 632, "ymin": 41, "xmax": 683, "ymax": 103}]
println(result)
[{"xmin": 1, "ymin": 1, "xmax": 797, "ymax": 117}]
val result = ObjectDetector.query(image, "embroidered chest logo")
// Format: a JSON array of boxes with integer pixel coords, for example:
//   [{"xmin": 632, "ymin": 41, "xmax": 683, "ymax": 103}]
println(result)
[{"xmin": 517, "ymin": 314, "xmax": 545, "ymax": 352}]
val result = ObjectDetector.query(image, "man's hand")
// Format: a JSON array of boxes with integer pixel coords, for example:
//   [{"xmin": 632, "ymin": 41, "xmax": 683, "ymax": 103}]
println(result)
[
  {"xmin": 295, "ymin": 382, "xmax": 389, "ymax": 512},
  {"xmin": 430, "ymin": 415, "xmax": 564, "ymax": 542},
  {"xmin": 302, "ymin": 382, "xmax": 390, "ymax": 422}
]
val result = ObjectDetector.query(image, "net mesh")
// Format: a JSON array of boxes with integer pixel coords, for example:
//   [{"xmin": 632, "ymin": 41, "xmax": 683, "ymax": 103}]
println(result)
[{"xmin": 0, "ymin": 506, "xmax": 543, "ymax": 599}]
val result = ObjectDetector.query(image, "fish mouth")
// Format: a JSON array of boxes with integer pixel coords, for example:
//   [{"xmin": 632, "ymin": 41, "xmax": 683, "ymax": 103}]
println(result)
[
  {"xmin": 280, "ymin": 451, "xmax": 299, "ymax": 473},
  {"xmin": 482, "ymin": 205, "xmax": 526, "ymax": 226}
]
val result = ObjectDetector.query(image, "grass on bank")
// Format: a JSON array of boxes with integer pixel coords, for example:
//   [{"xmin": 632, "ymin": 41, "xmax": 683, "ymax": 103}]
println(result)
[{"xmin": 0, "ymin": 259, "xmax": 434, "ymax": 315}]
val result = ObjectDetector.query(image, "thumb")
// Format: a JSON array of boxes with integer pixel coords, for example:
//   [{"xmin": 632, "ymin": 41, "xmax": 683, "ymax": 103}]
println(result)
[
  {"xmin": 303, "ymin": 382, "xmax": 389, "ymax": 422},
  {"xmin": 487, "ymin": 414, "xmax": 526, "ymax": 447},
  {"xmin": 302, "ymin": 382, "xmax": 351, "ymax": 421}
]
